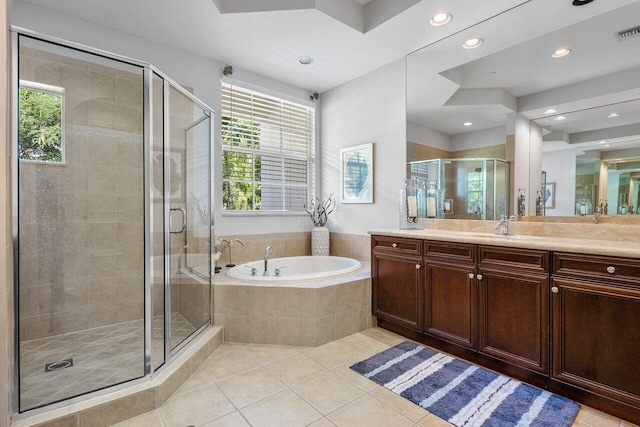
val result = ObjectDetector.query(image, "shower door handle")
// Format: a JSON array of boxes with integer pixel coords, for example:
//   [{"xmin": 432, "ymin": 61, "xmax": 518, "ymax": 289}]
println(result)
[{"xmin": 169, "ymin": 208, "xmax": 186, "ymax": 233}]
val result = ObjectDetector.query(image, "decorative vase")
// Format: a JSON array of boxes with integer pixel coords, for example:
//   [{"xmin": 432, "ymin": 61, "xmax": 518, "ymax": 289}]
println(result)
[{"xmin": 311, "ymin": 226, "xmax": 330, "ymax": 256}]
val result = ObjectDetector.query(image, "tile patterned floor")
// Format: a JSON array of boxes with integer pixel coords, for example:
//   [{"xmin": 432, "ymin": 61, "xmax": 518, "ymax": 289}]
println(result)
[
  {"xmin": 112, "ymin": 327, "xmax": 638, "ymax": 427},
  {"xmin": 19, "ymin": 313, "xmax": 196, "ymax": 410}
]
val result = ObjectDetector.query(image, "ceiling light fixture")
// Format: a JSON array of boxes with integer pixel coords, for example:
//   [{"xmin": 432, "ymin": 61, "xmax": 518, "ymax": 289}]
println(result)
[
  {"xmin": 463, "ymin": 122, "xmax": 473, "ymax": 127},
  {"xmin": 552, "ymin": 48, "xmax": 571, "ymax": 58},
  {"xmin": 430, "ymin": 12, "xmax": 452, "ymax": 27},
  {"xmin": 599, "ymin": 140, "xmax": 607, "ymax": 144},
  {"xmin": 554, "ymin": 115, "xmax": 567, "ymax": 121},
  {"xmin": 463, "ymin": 38, "xmax": 484, "ymax": 49},
  {"xmin": 544, "ymin": 109, "xmax": 558, "ymax": 114},
  {"xmin": 297, "ymin": 56, "xmax": 314, "ymax": 65},
  {"xmin": 608, "ymin": 113, "xmax": 620, "ymax": 118}
]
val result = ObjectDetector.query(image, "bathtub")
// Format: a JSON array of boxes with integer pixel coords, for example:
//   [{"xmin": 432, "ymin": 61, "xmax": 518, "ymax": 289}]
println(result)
[{"xmin": 226, "ymin": 256, "xmax": 362, "ymax": 282}]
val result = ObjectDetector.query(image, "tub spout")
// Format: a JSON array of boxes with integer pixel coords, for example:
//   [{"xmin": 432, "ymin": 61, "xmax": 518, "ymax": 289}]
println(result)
[{"xmin": 263, "ymin": 246, "xmax": 273, "ymax": 276}]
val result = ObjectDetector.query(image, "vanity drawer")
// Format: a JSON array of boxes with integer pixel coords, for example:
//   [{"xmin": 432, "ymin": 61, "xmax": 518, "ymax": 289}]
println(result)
[
  {"xmin": 553, "ymin": 252, "xmax": 640, "ymax": 286},
  {"xmin": 424, "ymin": 241, "xmax": 475, "ymax": 263},
  {"xmin": 479, "ymin": 246, "xmax": 549, "ymax": 274},
  {"xmin": 372, "ymin": 236, "xmax": 423, "ymax": 255}
]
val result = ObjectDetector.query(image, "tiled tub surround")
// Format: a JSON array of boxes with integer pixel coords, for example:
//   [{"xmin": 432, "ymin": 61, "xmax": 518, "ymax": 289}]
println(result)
[
  {"xmin": 215, "ymin": 232, "xmax": 372, "ymax": 267},
  {"xmin": 213, "ymin": 264, "xmax": 373, "ymax": 347}
]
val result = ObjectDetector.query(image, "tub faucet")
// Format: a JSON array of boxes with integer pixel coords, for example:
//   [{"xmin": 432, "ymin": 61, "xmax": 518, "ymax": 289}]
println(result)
[
  {"xmin": 177, "ymin": 244, "xmax": 190, "ymax": 271},
  {"xmin": 494, "ymin": 215, "xmax": 509, "ymax": 236},
  {"xmin": 263, "ymin": 246, "xmax": 273, "ymax": 276}
]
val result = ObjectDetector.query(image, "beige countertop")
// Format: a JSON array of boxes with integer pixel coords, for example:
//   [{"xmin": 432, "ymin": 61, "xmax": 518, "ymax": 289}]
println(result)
[{"xmin": 368, "ymin": 228, "xmax": 640, "ymax": 259}]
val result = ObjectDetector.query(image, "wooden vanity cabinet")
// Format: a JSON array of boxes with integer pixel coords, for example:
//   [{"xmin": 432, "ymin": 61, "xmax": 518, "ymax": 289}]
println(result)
[
  {"xmin": 371, "ymin": 236, "xmax": 423, "ymax": 330},
  {"xmin": 477, "ymin": 246, "xmax": 550, "ymax": 374},
  {"xmin": 423, "ymin": 242, "xmax": 477, "ymax": 349},
  {"xmin": 551, "ymin": 252, "xmax": 640, "ymax": 409}
]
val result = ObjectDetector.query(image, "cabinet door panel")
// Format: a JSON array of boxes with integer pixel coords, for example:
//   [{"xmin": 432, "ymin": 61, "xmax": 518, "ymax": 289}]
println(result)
[
  {"xmin": 372, "ymin": 252, "xmax": 422, "ymax": 330},
  {"xmin": 552, "ymin": 278, "xmax": 640, "ymax": 407},
  {"xmin": 424, "ymin": 261, "xmax": 476, "ymax": 349},
  {"xmin": 479, "ymin": 268, "xmax": 549, "ymax": 373}
]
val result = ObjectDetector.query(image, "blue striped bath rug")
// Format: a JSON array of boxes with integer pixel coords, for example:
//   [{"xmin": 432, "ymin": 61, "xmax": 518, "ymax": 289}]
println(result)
[{"xmin": 350, "ymin": 341, "xmax": 580, "ymax": 427}]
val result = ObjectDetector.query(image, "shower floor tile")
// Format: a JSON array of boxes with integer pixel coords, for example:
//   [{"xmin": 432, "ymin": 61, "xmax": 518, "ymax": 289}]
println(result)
[{"xmin": 19, "ymin": 312, "xmax": 196, "ymax": 411}]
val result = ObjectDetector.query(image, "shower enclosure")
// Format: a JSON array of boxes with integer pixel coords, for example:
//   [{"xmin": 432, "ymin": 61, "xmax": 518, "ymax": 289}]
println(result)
[
  {"xmin": 11, "ymin": 30, "xmax": 213, "ymax": 413},
  {"xmin": 408, "ymin": 158, "xmax": 509, "ymax": 220}
]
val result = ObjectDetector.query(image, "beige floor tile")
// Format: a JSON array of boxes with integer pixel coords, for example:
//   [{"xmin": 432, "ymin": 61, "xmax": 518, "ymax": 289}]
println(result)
[
  {"xmin": 370, "ymin": 387, "xmax": 429, "ymax": 422},
  {"xmin": 243, "ymin": 344, "xmax": 302, "ymax": 365},
  {"xmin": 111, "ymin": 409, "xmax": 165, "ymax": 427},
  {"xmin": 362, "ymin": 327, "xmax": 406, "ymax": 346},
  {"xmin": 216, "ymin": 366, "xmax": 286, "ymax": 408},
  {"xmin": 175, "ymin": 367, "xmax": 215, "ymax": 395},
  {"xmin": 159, "ymin": 383, "xmax": 235, "ymax": 427},
  {"xmin": 573, "ymin": 407, "xmax": 622, "ymax": 427},
  {"xmin": 240, "ymin": 389, "xmax": 323, "ymax": 427},
  {"xmin": 308, "ymin": 417, "xmax": 337, "ymax": 426},
  {"xmin": 337, "ymin": 332, "xmax": 390, "ymax": 355},
  {"xmin": 201, "ymin": 350, "xmax": 259, "ymax": 380},
  {"xmin": 328, "ymin": 395, "xmax": 414, "ymax": 427},
  {"xmin": 331, "ymin": 362, "xmax": 380, "ymax": 392},
  {"xmin": 213, "ymin": 342, "xmax": 248, "ymax": 354},
  {"xmin": 415, "ymin": 413, "xmax": 454, "ymax": 426},
  {"xmin": 293, "ymin": 371, "xmax": 365, "ymax": 415},
  {"xmin": 265, "ymin": 353, "xmax": 328, "ymax": 386},
  {"xmin": 303, "ymin": 341, "xmax": 361, "ymax": 369},
  {"xmin": 200, "ymin": 411, "xmax": 251, "ymax": 427}
]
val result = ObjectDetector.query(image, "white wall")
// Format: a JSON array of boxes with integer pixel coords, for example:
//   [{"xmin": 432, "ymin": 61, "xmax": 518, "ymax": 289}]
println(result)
[
  {"xmin": 407, "ymin": 122, "xmax": 449, "ymax": 150},
  {"xmin": 321, "ymin": 59, "xmax": 406, "ymax": 235},
  {"xmin": 451, "ymin": 125, "xmax": 505, "ymax": 152},
  {"xmin": 11, "ymin": 1, "xmax": 317, "ymax": 236},
  {"xmin": 541, "ymin": 149, "xmax": 577, "ymax": 216}
]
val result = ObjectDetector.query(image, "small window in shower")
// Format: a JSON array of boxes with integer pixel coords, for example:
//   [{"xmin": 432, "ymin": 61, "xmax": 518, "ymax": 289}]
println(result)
[
  {"xmin": 18, "ymin": 80, "xmax": 65, "ymax": 163},
  {"xmin": 467, "ymin": 169, "xmax": 483, "ymax": 213}
]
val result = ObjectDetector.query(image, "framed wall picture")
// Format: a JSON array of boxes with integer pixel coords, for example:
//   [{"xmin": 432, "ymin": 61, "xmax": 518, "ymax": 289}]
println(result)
[
  {"xmin": 544, "ymin": 182, "xmax": 556, "ymax": 209},
  {"xmin": 340, "ymin": 143, "xmax": 374, "ymax": 203}
]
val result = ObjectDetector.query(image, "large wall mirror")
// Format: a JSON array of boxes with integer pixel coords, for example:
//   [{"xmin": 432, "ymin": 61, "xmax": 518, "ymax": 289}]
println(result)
[{"xmin": 407, "ymin": 0, "xmax": 640, "ymax": 221}]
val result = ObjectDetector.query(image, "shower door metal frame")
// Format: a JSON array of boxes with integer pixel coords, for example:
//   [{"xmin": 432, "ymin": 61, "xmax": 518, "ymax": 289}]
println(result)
[{"xmin": 10, "ymin": 26, "xmax": 215, "ymax": 416}]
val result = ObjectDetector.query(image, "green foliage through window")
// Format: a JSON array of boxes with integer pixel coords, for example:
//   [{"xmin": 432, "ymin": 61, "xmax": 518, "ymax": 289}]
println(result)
[{"xmin": 19, "ymin": 86, "xmax": 63, "ymax": 162}]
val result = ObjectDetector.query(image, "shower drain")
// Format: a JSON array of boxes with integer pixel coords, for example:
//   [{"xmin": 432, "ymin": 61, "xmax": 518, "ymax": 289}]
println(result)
[{"xmin": 44, "ymin": 358, "xmax": 74, "ymax": 372}]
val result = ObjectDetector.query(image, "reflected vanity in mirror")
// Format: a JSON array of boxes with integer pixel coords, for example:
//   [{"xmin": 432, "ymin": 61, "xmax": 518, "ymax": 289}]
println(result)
[{"xmin": 406, "ymin": 0, "xmax": 640, "ymax": 222}]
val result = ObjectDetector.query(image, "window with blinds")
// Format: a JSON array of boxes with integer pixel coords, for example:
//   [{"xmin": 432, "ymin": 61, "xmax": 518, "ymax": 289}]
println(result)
[{"xmin": 221, "ymin": 83, "xmax": 315, "ymax": 212}]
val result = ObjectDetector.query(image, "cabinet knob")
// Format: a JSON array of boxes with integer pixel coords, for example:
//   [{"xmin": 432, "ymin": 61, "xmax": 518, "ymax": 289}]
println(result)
[
  {"xmin": 477, "ymin": 274, "xmax": 483, "ymax": 280},
  {"xmin": 416, "ymin": 264, "xmax": 421, "ymax": 270},
  {"xmin": 468, "ymin": 273, "xmax": 475, "ymax": 279},
  {"xmin": 551, "ymin": 286, "xmax": 559, "ymax": 293},
  {"xmin": 606, "ymin": 266, "xmax": 616, "ymax": 274},
  {"xmin": 392, "ymin": 243, "xmax": 398, "ymax": 248}
]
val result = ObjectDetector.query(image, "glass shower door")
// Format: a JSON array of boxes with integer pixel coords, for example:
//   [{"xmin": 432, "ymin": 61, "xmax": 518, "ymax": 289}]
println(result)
[{"xmin": 167, "ymin": 85, "xmax": 212, "ymax": 352}]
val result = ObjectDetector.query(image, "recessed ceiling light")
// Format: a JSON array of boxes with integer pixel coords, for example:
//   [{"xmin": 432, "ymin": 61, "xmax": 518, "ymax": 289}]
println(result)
[
  {"xmin": 599, "ymin": 140, "xmax": 607, "ymax": 144},
  {"xmin": 552, "ymin": 48, "xmax": 571, "ymax": 58},
  {"xmin": 463, "ymin": 38, "xmax": 484, "ymax": 49},
  {"xmin": 297, "ymin": 56, "xmax": 314, "ymax": 65},
  {"xmin": 463, "ymin": 122, "xmax": 473, "ymax": 127},
  {"xmin": 608, "ymin": 113, "xmax": 620, "ymax": 118},
  {"xmin": 554, "ymin": 115, "xmax": 567, "ymax": 121},
  {"xmin": 605, "ymin": 144, "xmax": 611, "ymax": 147},
  {"xmin": 544, "ymin": 108, "xmax": 557, "ymax": 114},
  {"xmin": 430, "ymin": 12, "xmax": 452, "ymax": 27}
]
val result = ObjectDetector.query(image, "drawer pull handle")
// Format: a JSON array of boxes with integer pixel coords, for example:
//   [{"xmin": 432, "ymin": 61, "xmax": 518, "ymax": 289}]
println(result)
[
  {"xmin": 606, "ymin": 266, "xmax": 616, "ymax": 274},
  {"xmin": 477, "ymin": 274, "xmax": 483, "ymax": 280},
  {"xmin": 468, "ymin": 273, "xmax": 475, "ymax": 279},
  {"xmin": 551, "ymin": 287, "xmax": 559, "ymax": 293},
  {"xmin": 416, "ymin": 264, "xmax": 421, "ymax": 270},
  {"xmin": 392, "ymin": 243, "xmax": 398, "ymax": 248}
]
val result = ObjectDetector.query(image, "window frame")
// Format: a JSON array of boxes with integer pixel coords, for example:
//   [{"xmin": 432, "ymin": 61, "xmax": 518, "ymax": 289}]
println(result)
[
  {"xmin": 221, "ymin": 82, "xmax": 315, "ymax": 215},
  {"xmin": 18, "ymin": 79, "xmax": 66, "ymax": 164}
]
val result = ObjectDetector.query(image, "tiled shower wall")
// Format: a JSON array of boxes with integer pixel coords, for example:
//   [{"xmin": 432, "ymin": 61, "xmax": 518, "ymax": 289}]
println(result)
[{"xmin": 18, "ymin": 45, "xmax": 145, "ymax": 340}]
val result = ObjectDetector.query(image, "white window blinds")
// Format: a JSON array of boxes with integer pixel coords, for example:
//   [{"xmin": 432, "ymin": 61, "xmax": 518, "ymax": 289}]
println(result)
[{"xmin": 221, "ymin": 83, "xmax": 315, "ymax": 212}]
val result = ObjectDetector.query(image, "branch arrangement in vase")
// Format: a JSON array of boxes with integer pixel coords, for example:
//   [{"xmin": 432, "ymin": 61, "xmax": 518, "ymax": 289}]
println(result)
[{"xmin": 303, "ymin": 194, "xmax": 336, "ymax": 227}]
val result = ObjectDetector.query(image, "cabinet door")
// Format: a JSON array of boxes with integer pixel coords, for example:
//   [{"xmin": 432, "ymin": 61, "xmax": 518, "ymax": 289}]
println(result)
[
  {"xmin": 552, "ymin": 277, "xmax": 640, "ymax": 408},
  {"xmin": 424, "ymin": 261, "xmax": 477, "ymax": 349},
  {"xmin": 478, "ymin": 268, "xmax": 549, "ymax": 373},
  {"xmin": 372, "ymin": 252, "xmax": 423, "ymax": 330}
]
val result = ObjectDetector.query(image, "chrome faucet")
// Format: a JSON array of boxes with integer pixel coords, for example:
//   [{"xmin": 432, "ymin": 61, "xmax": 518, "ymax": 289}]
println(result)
[
  {"xmin": 593, "ymin": 207, "xmax": 602, "ymax": 224},
  {"xmin": 177, "ymin": 244, "xmax": 190, "ymax": 271},
  {"xmin": 494, "ymin": 215, "xmax": 509, "ymax": 236},
  {"xmin": 263, "ymin": 246, "xmax": 273, "ymax": 276}
]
